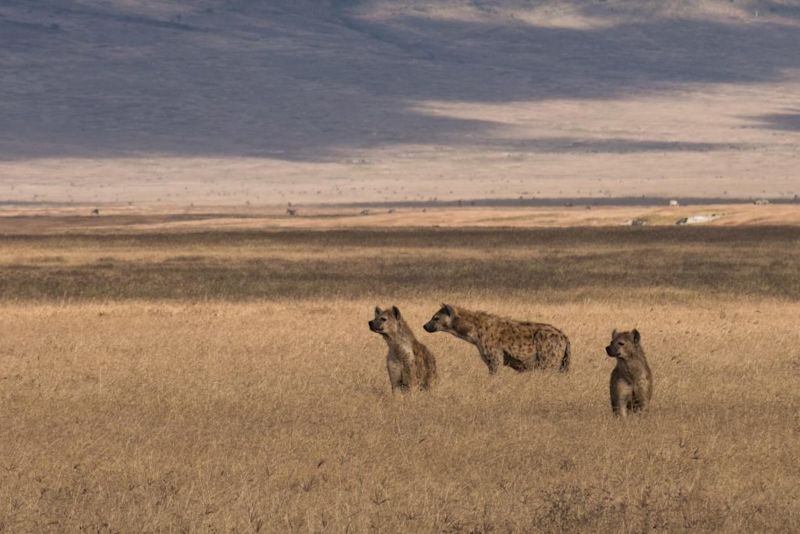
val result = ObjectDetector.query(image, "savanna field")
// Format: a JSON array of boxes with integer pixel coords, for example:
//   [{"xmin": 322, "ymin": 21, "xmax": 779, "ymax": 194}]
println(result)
[
  {"xmin": 4, "ymin": 0, "xmax": 800, "ymax": 531},
  {"xmin": 1, "ymin": 221, "xmax": 799, "ymax": 532}
]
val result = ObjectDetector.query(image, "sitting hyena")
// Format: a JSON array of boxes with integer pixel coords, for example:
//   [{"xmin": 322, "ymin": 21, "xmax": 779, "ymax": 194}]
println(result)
[
  {"xmin": 369, "ymin": 306, "xmax": 437, "ymax": 392},
  {"xmin": 605, "ymin": 329, "xmax": 653, "ymax": 417},
  {"xmin": 422, "ymin": 304, "xmax": 570, "ymax": 374}
]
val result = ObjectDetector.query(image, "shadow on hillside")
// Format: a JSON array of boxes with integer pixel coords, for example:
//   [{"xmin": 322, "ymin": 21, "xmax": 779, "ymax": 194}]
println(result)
[
  {"xmin": 748, "ymin": 110, "xmax": 800, "ymax": 131},
  {"xmin": 480, "ymin": 138, "xmax": 752, "ymax": 153},
  {"xmin": 1, "ymin": 1, "xmax": 799, "ymax": 161}
]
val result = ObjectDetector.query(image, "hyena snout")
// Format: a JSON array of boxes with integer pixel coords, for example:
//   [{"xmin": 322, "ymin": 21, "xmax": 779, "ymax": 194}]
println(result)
[
  {"xmin": 605, "ymin": 345, "xmax": 618, "ymax": 357},
  {"xmin": 369, "ymin": 319, "xmax": 384, "ymax": 333},
  {"xmin": 423, "ymin": 321, "xmax": 437, "ymax": 333}
]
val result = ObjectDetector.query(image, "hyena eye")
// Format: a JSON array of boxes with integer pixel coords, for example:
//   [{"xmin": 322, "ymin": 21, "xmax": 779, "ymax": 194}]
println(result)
[
  {"xmin": 380, "ymin": 317, "xmax": 387, "ymax": 322},
  {"xmin": 433, "ymin": 315, "xmax": 439, "ymax": 320},
  {"xmin": 618, "ymin": 342, "xmax": 625, "ymax": 346}
]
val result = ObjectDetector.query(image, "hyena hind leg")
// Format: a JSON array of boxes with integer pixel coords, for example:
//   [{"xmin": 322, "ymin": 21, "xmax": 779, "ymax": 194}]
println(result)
[{"xmin": 631, "ymin": 392, "xmax": 649, "ymax": 413}]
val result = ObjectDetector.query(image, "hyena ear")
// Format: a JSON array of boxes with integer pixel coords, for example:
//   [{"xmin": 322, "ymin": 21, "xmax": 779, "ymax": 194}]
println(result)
[
  {"xmin": 611, "ymin": 329, "xmax": 618, "ymax": 339},
  {"xmin": 632, "ymin": 329, "xmax": 641, "ymax": 344},
  {"xmin": 374, "ymin": 306, "xmax": 383, "ymax": 316},
  {"xmin": 441, "ymin": 304, "xmax": 453, "ymax": 316},
  {"xmin": 391, "ymin": 306, "xmax": 401, "ymax": 319}
]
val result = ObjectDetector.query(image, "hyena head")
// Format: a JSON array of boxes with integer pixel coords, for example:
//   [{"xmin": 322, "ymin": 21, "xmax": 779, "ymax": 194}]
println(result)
[
  {"xmin": 423, "ymin": 304, "xmax": 456, "ymax": 333},
  {"xmin": 605, "ymin": 329, "xmax": 641, "ymax": 360},
  {"xmin": 369, "ymin": 306, "xmax": 404, "ymax": 338}
]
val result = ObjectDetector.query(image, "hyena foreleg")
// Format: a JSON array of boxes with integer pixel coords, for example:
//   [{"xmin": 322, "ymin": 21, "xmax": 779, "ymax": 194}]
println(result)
[
  {"xmin": 401, "ymin": 357, "xmax": 418, "ymax": 389},
  {"xmin": 387, "ymin": 359, "xmax": 405, "ymax": 393},
  {"xmin": 478, "ymin": 345, "xmax": 504, "ymax": 375}
]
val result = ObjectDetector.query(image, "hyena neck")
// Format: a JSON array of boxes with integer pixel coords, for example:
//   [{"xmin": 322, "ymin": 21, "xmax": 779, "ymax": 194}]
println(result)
[
  {"xmin": 385, "ymin": 318, "xmax": 416, "ymax": 352},
  {"xmin": 449, "ymin": 308, "xmax": 480, "ymax": 344},
  {"xmin": 617, "ymin": 350, "xmax": 646, "ymax": 379}
]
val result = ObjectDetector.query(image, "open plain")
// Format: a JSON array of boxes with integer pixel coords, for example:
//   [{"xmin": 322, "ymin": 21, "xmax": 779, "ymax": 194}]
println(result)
[
  {"xmin": 3, "ymin": 0, "xmax": 800, "ymax": 531},
  {"xmin": 1, "ymin": 218, "xmax": 799, "ymax": 532}
]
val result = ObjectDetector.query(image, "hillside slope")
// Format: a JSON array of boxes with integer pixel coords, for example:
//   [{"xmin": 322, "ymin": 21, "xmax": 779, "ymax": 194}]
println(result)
[{"xmin": 1, "ymin": 0, "xmax": 799, "ymax": 205}]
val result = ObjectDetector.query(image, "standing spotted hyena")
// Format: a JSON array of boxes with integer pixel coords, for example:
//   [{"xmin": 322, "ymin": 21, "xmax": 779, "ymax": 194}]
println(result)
[
  {"xmin": 369, "ymin": 306, "xmax": 437, "ymax": 392},
  {"xmin": 605, "ymin": 329, "xmax": 653, "ymax": 417},
  {"xmin": 423, "ymin": 304, "xmax": 570, "ymax": 374}
]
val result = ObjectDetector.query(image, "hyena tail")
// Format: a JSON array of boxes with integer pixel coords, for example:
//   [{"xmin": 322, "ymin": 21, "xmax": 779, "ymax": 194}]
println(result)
[{"xmin": 559, "ymin": 339, "xmax": 571, "ymax": 372}]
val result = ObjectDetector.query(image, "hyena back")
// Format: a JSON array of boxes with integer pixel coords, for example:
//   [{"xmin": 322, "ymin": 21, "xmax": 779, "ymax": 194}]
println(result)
[
  {"xmin": 369, "ymin": 306, "xmax": 437, "ymax": 392},
  {"xmin": 423, "ymin": 304, "xmax": 570, "ymax": 374}
]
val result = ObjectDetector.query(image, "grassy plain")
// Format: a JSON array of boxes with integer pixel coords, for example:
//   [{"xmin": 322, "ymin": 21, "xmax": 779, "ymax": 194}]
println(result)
[{"xmin": 1, "ymin": 220, "xmax": 800, "ymax": 532}]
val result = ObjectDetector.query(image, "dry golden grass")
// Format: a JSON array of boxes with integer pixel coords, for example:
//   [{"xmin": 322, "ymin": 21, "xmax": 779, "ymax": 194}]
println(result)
[
  {"xmin": 1, "ymin": 225, "xmax": 800, "ymax": 302},
  {"xmin": 3, "ymin": 203, "xmax": 800, "ymax": 234},
  {"xmin": 2, "ymin": 224, "xmax": 800, "ymax": 532}
]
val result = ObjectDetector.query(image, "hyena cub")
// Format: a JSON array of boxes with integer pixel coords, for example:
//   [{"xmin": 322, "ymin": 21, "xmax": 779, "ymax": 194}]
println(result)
[
  {"xmin": 423, "ymin": 304, "xmax": 570, "ymax": 374},
  {"xmin": 606, "ymin": 329, "xmax": 653, "ymax": 417},
  {"xmin": 369, "ymin": 306, "xmax": 437, "ymax": 392}
]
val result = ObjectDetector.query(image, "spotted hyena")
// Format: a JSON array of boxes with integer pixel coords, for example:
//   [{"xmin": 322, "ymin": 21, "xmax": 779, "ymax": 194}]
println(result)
[
  {"xmin": 605, "ymin": 329, "xmax": 653, "ymax": 417},
  {"xmin": 369, "ymin": 306, "xmax": 437, "ymax": 392},
  {"xmin": 423, "ymin": 304, "xmax": 570, "ymax": 374}
]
